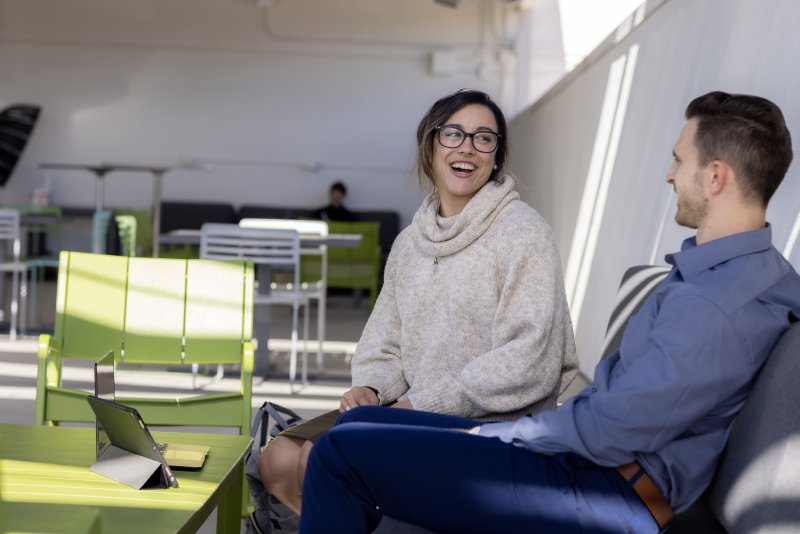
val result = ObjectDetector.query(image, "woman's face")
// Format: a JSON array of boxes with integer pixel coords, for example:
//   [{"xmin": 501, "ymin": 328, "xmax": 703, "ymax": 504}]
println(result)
[{"xmin": 432, "ymin": 104, "xmax": 498, "ymax": 217}]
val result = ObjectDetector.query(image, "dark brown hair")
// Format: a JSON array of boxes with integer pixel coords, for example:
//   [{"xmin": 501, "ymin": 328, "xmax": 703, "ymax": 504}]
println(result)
[
  {"xmin": 415, "ymin": 89, "xmax": 509, "ymax": 191},
  {"xmin": 685, "ymin": 91, "xmax": 793, "ymax": 206}
]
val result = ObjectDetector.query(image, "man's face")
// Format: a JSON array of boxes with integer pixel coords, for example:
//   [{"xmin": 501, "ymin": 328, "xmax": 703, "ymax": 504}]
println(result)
[
  {"xmin": 330, "ymin": 189, "xmax": 344, "ymax": 208},
  {"xmin": 666, "ymin": 119, "xmax": 708, "ymax": 229}
]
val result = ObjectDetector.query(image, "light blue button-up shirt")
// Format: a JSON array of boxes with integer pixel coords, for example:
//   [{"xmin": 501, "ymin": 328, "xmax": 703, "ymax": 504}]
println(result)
[{"xmin": 479, "ymin": 225, "xmax": 800, "ymax": 512}]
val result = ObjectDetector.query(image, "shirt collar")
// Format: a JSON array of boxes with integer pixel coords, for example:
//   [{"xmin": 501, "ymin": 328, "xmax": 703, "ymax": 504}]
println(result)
[{"xmin": 665, "ymin": 224, "xmax": 773, "ymax": 279}]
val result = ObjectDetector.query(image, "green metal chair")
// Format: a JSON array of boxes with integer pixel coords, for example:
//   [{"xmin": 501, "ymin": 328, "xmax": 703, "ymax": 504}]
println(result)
[
  {"xmin": 127, "ymin": 209, "xmax": 154, "ymax": 257},
  {"xmin": 301, "ymin": 221, "xmax": 381, "ymax": 308},
  {"xmin": 106, "ymin": 208, "xmax": 154, "ymax": 257},
  {"xmin": 112, "ymin": 213, "xmax": 137, "ymax": 256},
  {"xmin": 159, "ymin": 241, "xmax": 199, "ymax": 259},
  {"xmin": 34, "ymin": 251, "xmax": 255, "ymax": 436},
  {"xmin": 112, "ymin": 208, "xmax": 154, "ymax": 257}
]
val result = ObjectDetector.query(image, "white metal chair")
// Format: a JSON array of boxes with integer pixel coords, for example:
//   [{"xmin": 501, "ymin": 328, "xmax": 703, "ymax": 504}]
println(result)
[
  {"xmin": 239, "ymin": 218, "xmax": 328, "ymax": 375},
  {"xmin": 0, "ymin": 209, "xmax": 27, "ymax": 340},
  {"xmin": 201, "ymin": 223, "xmax": 309, "ymax": 389}
]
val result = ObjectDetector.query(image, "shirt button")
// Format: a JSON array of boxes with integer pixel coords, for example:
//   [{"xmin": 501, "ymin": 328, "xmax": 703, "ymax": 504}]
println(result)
[{"xmin": 590, "ymin": 386, "xmax": 598, "ymax": 393}]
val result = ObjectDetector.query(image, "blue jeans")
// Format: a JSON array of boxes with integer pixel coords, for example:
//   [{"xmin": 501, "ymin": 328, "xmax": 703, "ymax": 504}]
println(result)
[{"xmin": 299, "ymin": 407, "xmax": 658, "ymax": 534}]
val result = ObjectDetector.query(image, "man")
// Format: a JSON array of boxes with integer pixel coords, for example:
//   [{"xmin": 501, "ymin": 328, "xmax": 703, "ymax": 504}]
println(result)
[
  {"xmin": 298, "ymin": 92, "xmax": 800, "ymax": 533},
  {"xmin": 309, "ymin": 181, "xmax": 358, "ymax": 221}
]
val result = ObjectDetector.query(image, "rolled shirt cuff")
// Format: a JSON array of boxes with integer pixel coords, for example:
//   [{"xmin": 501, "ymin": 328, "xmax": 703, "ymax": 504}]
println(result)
[{"xmin": 476, "ymin": 421, "xmax": 517, "ymax": 441}]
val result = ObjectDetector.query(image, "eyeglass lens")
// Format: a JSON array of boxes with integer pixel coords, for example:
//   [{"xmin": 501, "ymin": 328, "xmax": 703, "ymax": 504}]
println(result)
[{"xmin": 437, "ymin": 126, "xmax": 498, "ymax": 153}]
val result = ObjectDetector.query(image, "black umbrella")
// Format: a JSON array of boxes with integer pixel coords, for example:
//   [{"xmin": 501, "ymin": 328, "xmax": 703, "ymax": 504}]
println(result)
[{"xmin": 0, "ymin": 103, "xmax": 41, "ymax": 187}]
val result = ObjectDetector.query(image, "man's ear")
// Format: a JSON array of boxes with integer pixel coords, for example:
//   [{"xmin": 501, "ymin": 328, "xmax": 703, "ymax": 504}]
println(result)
[{"xmin": 707, "ymin": 160, "xmax": 733, "ymax": 196}]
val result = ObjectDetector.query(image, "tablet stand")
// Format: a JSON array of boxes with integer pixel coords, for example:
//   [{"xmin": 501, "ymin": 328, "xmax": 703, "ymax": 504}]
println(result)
[{"xmin": 90, "ymin": 445, "xmax": 170, "ymax": 489}]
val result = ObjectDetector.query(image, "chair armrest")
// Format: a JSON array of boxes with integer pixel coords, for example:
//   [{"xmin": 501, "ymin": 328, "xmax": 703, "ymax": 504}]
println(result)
[
  {"xmin": 35, "ymin": 334, "xmax": 61, "ymax": 425},
  {"xmin": 241, "ymin": 340, "xmax": 255, "ymax": 435}
]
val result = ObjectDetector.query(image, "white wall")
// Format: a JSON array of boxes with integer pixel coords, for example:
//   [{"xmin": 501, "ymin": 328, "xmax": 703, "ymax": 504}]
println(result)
[
  {"xmin": 0, "ymin": 0, "xmax": 538, "ymax": 229},
  {"xmin": 509, "ymin": 0, "xmax": 800, "ymax": 375},
  {"xmin": 514, "ymin": 0, "xmax": 566, "ymax": 106},
  {"xmin": 14, "ymin": 0, "xmax": 800, "ymax": 379}
]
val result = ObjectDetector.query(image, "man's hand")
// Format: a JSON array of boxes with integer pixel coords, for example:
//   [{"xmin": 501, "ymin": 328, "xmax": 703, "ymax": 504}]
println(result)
[{"xmin": 339, "ymin": 386, "xmax": 380, "ymax": 413}]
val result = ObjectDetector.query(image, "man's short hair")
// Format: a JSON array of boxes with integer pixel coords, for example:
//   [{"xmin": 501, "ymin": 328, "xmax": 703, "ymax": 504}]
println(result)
[
  {"xmin": 685, "ymin": 91, "xmax": 793, "ymax": 207},
  {"xmin": 330, "ymin": 182, "xmax": 347, "ymax": 196}
]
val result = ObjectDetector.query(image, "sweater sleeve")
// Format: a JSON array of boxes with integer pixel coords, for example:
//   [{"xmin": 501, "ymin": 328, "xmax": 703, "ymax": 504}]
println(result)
[
  {"xmin": 408, "ymin": 214, "xmax": 577, "ymax": 418},
  {"xmin": 349, "ymin": 233, "xmax": 410, "ymax": 404}
]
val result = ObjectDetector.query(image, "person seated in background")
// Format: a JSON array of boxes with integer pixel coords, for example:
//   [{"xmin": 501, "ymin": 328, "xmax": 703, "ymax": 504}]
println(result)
[
  {"xmin": 297, "ymin": 91, "xmax": 800, "ymax": 534},
  {"xmin": 308, "ymin": 181, "xmax": 358, "ymax": 221},
  {"xmin": 258, "ymin": 88, "xmax": 579, "ymax": 521}
]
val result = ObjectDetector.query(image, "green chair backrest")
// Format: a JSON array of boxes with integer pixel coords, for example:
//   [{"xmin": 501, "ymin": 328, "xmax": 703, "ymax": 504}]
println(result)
[
  {"xmin": 113, "ymin": 214, "xmax": 137, "ymax": 256},
  {"xmin": 114, "ymin": 209, "xmax": 153, "ymax": 256},
  {"xmin": 300, "ymin": 221, "xmax": 381, "ymax": 307},
  {"xmin": 300, "ymin": 221, "xmax": 380, "ymax": 280},
  {"xmin": 55, "ymin": 251, "xmax": 253, "ymax": 366},
  {"xmin": 327, "ymin": 221, "xmax": 380, "ymax": 262}
]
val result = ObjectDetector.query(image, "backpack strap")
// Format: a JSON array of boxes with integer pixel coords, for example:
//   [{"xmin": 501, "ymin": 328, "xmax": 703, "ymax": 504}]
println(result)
[{"xmin": 249, "ymin": 401, "xmax": 305, "ymax": 448}]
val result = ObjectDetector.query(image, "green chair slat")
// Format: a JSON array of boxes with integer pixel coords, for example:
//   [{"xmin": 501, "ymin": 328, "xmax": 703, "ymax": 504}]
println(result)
[
  {"xmin": 184, "ymin": 259, "xmax": 250, "ymax": 364},
  {"xmin": 42, "ymin": 387, "xmax": 95, "ymax": 423},
  {"xmin": 123, "ymin": 257, "xmax": 186, "ymax": 363},
  {"xmin": 121, "ymin": 392, "xmax": 244, "ymax": 427},
  {"xmin": 58, "ymin": 251, "xmax": 127, "ymax": 360}
]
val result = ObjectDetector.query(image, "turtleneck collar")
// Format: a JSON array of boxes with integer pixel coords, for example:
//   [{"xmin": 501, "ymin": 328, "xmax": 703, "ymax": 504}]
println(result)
[{"xmin": 412, "ymin": 176, "xmax": 519, "ymax": 259}]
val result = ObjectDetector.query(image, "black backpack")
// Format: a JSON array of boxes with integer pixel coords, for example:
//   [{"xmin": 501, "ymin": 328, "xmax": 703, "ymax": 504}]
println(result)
[{"xmin": 244, "ymin": 402, "xmax": 304, "ymax": 534}]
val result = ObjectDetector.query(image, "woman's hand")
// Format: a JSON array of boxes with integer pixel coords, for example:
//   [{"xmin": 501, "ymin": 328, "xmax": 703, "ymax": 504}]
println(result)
[
  {"xmin": 389, "ymin": 399, "xmax": 413, "ymax": 410},
  {"xmin": 339, "ymin": 386, "xmax": 380, "ymax": 413}
]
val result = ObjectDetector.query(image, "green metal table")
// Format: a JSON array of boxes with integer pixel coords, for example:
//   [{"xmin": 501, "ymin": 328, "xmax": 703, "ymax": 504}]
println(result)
[{"xmin": 0, "ymin": 424, "xmax": 251, "ymax": 533}]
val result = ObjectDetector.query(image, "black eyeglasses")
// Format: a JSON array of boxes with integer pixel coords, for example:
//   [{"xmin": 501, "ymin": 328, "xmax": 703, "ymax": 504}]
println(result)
[{"xmin": 435, "ymin": 125, "xmax": 501, "ymax": 153}]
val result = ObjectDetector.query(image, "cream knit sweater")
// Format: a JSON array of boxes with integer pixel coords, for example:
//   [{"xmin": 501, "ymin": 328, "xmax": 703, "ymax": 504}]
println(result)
[{"xmin": 351, "ymin": 177, "xmax": 578, "ymax": 422}]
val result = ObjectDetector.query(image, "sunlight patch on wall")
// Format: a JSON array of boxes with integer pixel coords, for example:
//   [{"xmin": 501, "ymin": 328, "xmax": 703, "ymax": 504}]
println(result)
[
  {"xmin": 564, "ymin": 44, "xmax": 638, "ymax": 330},
  {"xmin": 783, "ymin": 208, "xmax": 800, "ymax": 261}
]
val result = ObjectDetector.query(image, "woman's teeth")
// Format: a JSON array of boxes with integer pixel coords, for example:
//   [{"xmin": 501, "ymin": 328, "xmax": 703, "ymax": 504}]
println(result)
[{"xmin": 451, "ymin": 162, "xmax": 476, "ymax": 172}]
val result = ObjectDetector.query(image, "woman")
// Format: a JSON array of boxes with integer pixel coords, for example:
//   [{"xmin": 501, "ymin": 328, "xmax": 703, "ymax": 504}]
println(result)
[{"xmin": 260, "ymin": 88, "xmax": 578, "ymax": 517}]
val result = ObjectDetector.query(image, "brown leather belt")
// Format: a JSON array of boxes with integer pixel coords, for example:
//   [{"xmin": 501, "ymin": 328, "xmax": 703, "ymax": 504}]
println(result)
[{"xmin": 616, "ymin": 462, "xmax": 675, "ymax": 529}]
